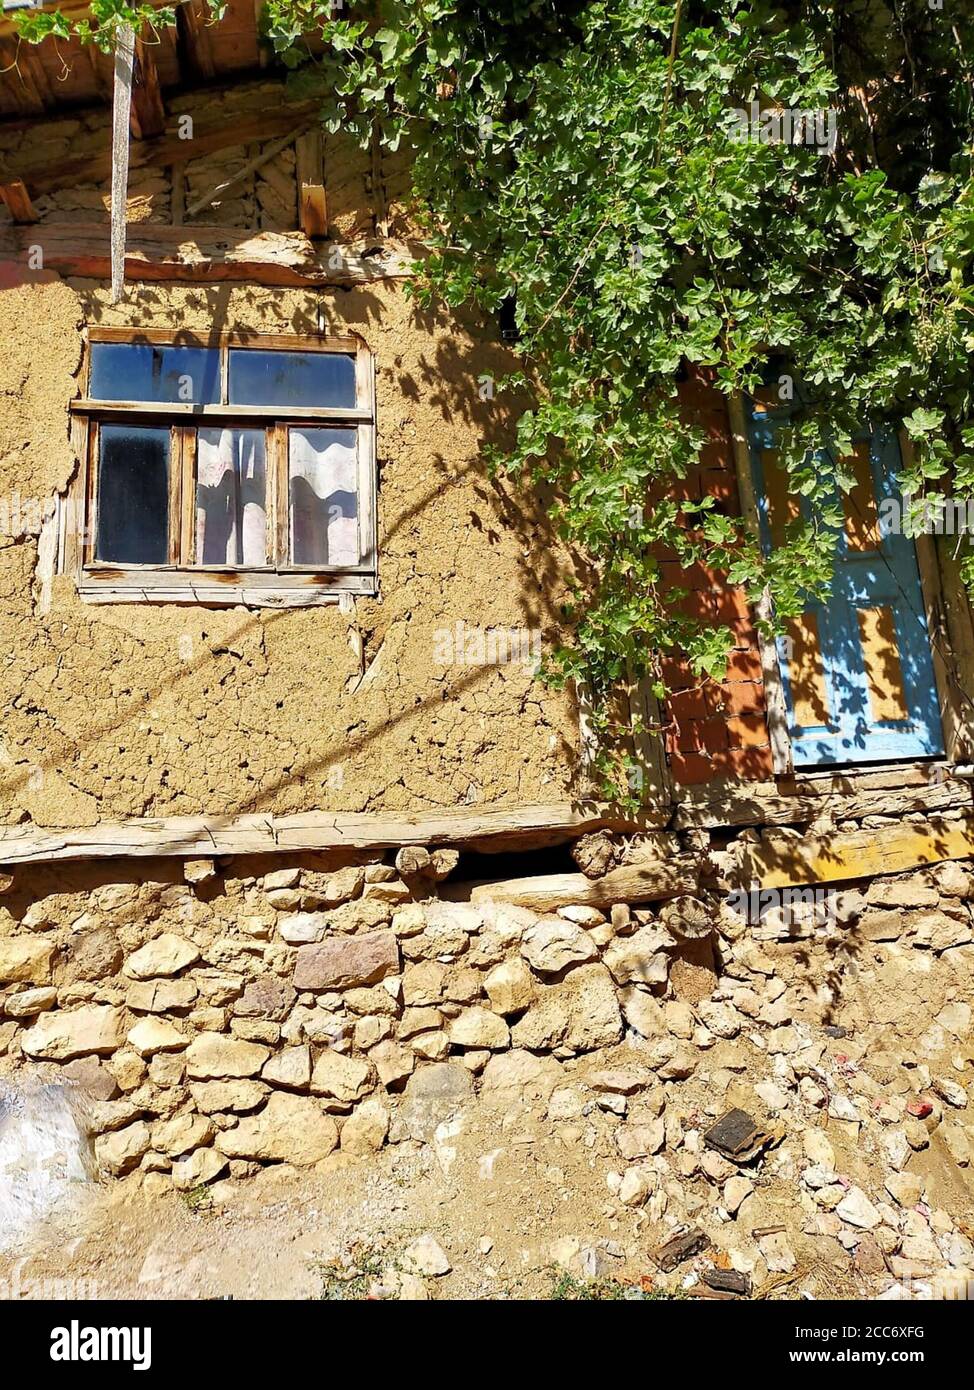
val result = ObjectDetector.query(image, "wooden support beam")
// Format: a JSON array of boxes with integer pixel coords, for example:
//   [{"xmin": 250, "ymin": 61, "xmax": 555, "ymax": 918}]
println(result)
[
  {"xmin": 743, "ymin": 812, "xmax": 974, "ymax": 889},
  {"xmin": 176, "ymin": 0, "xmax": 216, "ymax": 81},
  {"xmin": 8, "ymin": 104, "xmax": 319, "ymax": 196},
  {"xmin": 0, "ymin": 803, "xmax": 654, "ymax": 868},
  {"xmin": 0, "ymin": 223, "xmax": 416, "ymax": 287},
  {"xmin": 370, "ymin": 121, "xmax": 389, "ymax": 237},
  {"xmin": 0, "ymin": 179, "xmax": 37, "ymax": 223},
  {"xmin": 130, "ymin": 39, "xmax": 166, "ymax": 140},
  {"xmin": 185, "ymin": 126, "xmax": 306, "ymax": 220},
  {"xmin": 109, "ymin": 23, "xmax": 135, "ymax": 304},
  {"xmin": 253, "ymin": 0, "xmax": 269, "ymax": 67},
  {"xmin": 463, "ymin": 857, "xmax": 697, "ymax": 910},
  {"xmin": 171, "ymin": 163, "xmax": 185, "ymax": 224},
  {"xmin": 296, "ymin": 127, "xmax": 328, "ymax": 238}
]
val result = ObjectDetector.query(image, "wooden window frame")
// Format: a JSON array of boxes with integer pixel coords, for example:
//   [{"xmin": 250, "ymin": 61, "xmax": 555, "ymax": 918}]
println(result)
[{"xmin": 65, "ymin": 328, "xmax": 377, "ymax": 607}]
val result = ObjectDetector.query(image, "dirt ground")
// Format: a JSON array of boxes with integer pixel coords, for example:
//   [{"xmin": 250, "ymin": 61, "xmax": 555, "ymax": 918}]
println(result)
[
  {"xmin": 4, "ymin": 1029, "xmax": 971, "ymax": 1303},
  {"xmin": 1, "ymin": 1082, "xmax": 666, "ymax": 1302}
]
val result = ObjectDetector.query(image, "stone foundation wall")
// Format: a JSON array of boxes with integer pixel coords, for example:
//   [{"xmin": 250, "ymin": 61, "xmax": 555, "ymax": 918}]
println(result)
[{"xmin": 0, "ymin": 825, "xmax": 972, "ymax": 1199}]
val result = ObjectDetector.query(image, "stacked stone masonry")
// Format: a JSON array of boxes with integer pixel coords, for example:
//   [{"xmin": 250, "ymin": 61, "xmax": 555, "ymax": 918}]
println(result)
[{"xmin": 1, "ymin": 826, "xmax": 972, "ymax": 1230}]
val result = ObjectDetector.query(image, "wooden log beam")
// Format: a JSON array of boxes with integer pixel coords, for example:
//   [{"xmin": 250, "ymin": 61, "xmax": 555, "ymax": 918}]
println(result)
[
  {"xmin": 130, "ymin": 39, "xmax": 166, "ymax": 140},
  {"xmin": 0, "ymin": 223, "xmax": 416, "ymax": 287},
  {"xmin": 743, "ymin": 812, "xmax": 974, "ymax": 889},
  {"xmin": 0, "ymin": 179, "xmax": 37, "ymax": 223},
  {"xmin": 369, "ymin": 120, "xmax": 388, "ymax": 237},
  {"xmin": 464, "ymin": 858, "xmax": 698, "ymax": 910},
  {"xmin": 109, "ymin": 24, "xmax": 135, "ymax": 304},
  {"xmin": 0, "ymin": 803, "xmax": 656, "ymax": 868}
]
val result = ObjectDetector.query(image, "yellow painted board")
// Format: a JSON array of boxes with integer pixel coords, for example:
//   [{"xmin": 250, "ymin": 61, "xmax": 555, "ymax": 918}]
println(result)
[{"xmin": 747, "ymin": 814, "xmax": 974, "ymax": 888}]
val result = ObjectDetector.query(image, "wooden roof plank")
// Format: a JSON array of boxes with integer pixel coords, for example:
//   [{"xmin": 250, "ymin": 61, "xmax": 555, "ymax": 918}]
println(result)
[
  {"xmin": 130, "ymin": 38, "xmax": 166, "ymax": 139},
  {"xmin": 176, "ymin": 0, "xmax": 216, "ymax": 81}
]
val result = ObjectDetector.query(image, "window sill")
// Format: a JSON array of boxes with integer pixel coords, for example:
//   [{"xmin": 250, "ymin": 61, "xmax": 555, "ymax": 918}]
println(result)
[{"xmin": 77, "ymin": 574, "xmax": 376, "ymax": 607}]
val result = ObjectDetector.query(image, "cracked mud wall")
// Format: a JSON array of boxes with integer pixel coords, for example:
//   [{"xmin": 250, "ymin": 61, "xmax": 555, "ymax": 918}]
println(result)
[{"xmin": 0, "ymin": 251, "xmax": 578, "ymax": 828}]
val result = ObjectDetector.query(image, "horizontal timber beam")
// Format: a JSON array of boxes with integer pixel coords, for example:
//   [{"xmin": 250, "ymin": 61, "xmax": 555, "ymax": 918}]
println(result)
[
  {"xmin": 673, "ymin": 766, "xmax": 973, "ymax": 830},
  {"xmin": 744, "ymin": 812, "xmax": 974, "ymax": 889},
  {"xmin": 0, "ymin": 224, "xmax": 416, "ymax": 287},
  {"xmin": 462, "ymin": 858, "xmax": 697, "ymax": 910},
  {"xmin": 0, "ymin": 803, "xmax": 659, "ymax": 868}
]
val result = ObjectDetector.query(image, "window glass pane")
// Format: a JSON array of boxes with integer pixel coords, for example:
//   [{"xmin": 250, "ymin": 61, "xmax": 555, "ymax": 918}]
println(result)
[
  {"xmin": 229, "ymin": 350, "xmax": 356, "ymax": 408},
  {"xmin": 289, "ymin": 428, "xmax": 358, "ymax": 565},
  {"xmin": 196, "ymin": 429, "xmax": 267, "ymax": 567},
  {"xmin": 89, "ymin": 343, "xmax": 221, "ymax": 404},
  {"xmin": 96, "ymin": 425, "xmax": 170, "ymax": 563}
]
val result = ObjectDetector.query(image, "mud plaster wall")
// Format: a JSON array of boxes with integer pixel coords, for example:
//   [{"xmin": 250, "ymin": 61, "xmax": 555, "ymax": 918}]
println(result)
[{"xmin": 0, "ymin": 92, "xmax": 581, "ymax": 827}]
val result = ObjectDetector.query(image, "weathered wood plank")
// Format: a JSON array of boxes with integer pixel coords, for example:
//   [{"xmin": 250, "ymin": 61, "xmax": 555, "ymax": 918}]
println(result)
[
  {"xmin": 131, "ymin": 39, "xmax": 166, "ymax": 140},
  {"xmin": 0, "ymin": 803, "xmax": 655, "ymax": 867},
  {"xmin": 0, "ymin": 40, "xmax": 54, "ymax": 114},
  {"xmin": 176, "ymin": 0, "xmax": 217, "ymax": 81},
  {"xmin": 745, "ymin": 813, "xmax": 974, "ymax": 889},
  {"xmin": 673, "ymin": 768, "xmax": 972, "ymax": 829},
  {"xmin": 464, "ymin": 857, "xmax": 696, "ymax": 910},
  {"xmin": 0, "ymin": 223, "xmax": 415, "ymax": 287}
]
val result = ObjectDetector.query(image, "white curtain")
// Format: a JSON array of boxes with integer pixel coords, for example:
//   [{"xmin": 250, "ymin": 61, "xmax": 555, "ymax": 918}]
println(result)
[
  {"xmin": 289, "ymin": 428, "xmax": 358, "ymax": 566},
  {"xmin": 196, "ymin": 429, "xmax": 267, "ymax": 566}
]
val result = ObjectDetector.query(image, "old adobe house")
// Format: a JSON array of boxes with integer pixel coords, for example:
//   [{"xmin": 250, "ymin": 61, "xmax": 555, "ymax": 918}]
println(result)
[{"xmin": 0, "ymin": 1, "xmax": 973, "ymax": 1214}]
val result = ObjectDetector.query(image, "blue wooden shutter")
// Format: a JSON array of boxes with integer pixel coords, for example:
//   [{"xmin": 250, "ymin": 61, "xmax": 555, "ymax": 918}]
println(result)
[{"xmin": 747, "ymin": 400, "xmax": 944, "ymax": 767}]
